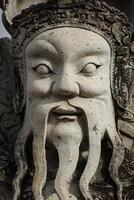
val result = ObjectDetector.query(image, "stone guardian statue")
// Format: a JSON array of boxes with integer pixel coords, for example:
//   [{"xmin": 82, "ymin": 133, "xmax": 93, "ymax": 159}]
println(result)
[{"xmin": 0, "ymin": 0, "xmax": 134, "ymax": 200}]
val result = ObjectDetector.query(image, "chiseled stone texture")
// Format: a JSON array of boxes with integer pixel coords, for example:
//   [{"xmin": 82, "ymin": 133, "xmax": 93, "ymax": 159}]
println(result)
[{"xmin": 0, "ymin": 1, "xmax": 134, "ymax": 200}]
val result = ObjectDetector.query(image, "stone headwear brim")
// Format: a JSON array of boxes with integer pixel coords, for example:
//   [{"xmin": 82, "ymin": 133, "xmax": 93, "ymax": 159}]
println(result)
[{"xmin": 1, "ymin": 0, "xmax": 75, "ymax": 24}]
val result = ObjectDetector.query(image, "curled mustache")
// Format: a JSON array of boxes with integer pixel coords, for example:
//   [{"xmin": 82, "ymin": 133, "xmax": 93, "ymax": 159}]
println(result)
[{"xmin": 13, "ymin": 98, "xmax": 124, "ymax": 200}]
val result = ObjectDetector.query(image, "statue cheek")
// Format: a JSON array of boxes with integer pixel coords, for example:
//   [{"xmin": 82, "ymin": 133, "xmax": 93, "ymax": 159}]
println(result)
[
  {"xmin": 78, "ymin": 76, "xmax": 110, "ymax": 98},
  {"xmin": 27, "ymin": 78, "xmax": 53, "ymax": 98}
]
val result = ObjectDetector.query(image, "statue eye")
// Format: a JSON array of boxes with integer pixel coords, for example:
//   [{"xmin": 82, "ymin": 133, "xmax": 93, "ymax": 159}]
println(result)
[
  {"xmin": 33, "ymin": 64, "xmax": 53, "ymax": 76},
  {"xmin": 80, "ymin": 63, "xmax": 99, "ymax": 76}
]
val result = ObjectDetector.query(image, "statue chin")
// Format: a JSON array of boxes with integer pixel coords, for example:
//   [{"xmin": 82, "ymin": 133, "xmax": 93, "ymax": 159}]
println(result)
[{"xmin": 47, "ymin": 113, "xmax": 83, "ymax": 141}]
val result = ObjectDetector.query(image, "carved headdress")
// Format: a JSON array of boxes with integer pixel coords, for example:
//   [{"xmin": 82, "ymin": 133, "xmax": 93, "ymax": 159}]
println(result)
[{"xmin": 1, "ymin": 0, "xmax": 134, "ymax": 112}]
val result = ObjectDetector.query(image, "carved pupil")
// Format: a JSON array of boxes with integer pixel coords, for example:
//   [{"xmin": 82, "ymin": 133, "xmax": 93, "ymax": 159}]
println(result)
[
  {"xmin": 33, "ymin": 64, "xmax": 53, "ymax": 75},
  {"xmin": 80, "ymin": 63, "xmax": 98, "ymax": 75}
]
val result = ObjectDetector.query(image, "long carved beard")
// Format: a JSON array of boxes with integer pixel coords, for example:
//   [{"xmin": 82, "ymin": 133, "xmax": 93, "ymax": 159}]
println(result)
[
  {"xmin": 69, "ymin": 97, "xmax": 124, "ymax": 200},
  {"xmin": 13, "ymin": 100, "xmax": 60, "ymax": 200},
  {"xmin": 13, "ymin": 98, "xmax": 124, "ymax": 200}
]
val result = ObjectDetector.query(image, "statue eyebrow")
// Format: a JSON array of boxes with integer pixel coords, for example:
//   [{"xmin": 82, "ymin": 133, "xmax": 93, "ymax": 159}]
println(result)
[
  {"xmin": 26, "ymin": 39, "xmax": 59, "ymax": 58},
  {"xmin": 77, "ymin": 49, "xmax": 109, "ymax": 59}
]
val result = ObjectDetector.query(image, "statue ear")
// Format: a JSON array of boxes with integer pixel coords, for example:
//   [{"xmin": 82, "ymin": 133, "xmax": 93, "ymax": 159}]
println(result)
[{"xmin": 2, "ymin": 0, "xmax": 49, "ymax": 25}]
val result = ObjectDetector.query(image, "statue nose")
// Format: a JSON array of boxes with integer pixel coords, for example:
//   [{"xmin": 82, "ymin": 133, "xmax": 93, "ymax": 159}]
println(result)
[{"xmin": 52, "ymin": 74, "xmax": 79, "ymax": 97}]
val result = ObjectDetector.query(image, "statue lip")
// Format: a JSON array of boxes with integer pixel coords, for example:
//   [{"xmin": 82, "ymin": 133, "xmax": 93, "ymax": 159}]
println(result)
[
  {"xmin": 52, "ymin": 106, "xmax": 81, "ymax": 120},
  {"xmin": 52, "ymin": 106, "xmax": 80, "ymax": 115}
]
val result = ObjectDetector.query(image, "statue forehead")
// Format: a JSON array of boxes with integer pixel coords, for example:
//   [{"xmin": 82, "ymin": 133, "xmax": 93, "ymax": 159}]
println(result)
[{"xmin": 26, "ymin": 27, "xmax": 111, "ymax": 54}]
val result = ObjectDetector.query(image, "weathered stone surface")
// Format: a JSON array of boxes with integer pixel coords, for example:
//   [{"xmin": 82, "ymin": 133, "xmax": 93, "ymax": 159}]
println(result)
[{"xmin": 0, "ymin": 1, "xmax": 134, "ymax": 200}]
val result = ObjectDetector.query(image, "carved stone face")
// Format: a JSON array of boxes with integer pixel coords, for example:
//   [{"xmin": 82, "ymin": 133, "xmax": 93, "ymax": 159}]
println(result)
[
  {"xmin": 26, "ymin": 28, "xmax": 112, "ymax": 133},
  {"xmin": 25, "ymin": 27, "xmax": 112, "ymax": 135},
  {"xmin": 12, "ymin": 27, "xmax": 123, "ymax": 200},
  {"xmin": 26, "ymin": 27, "xmax": 111, "ymax": 102}
]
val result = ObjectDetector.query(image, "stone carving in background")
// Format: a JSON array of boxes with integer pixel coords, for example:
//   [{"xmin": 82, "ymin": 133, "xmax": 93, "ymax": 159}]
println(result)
[
  {"xmin": 0, "ymin": 0, "xmax": 134, "ymax": 200},
  {"xmin": 0, "ymin": 38, "xmax": 21, "ymax": 199}
]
